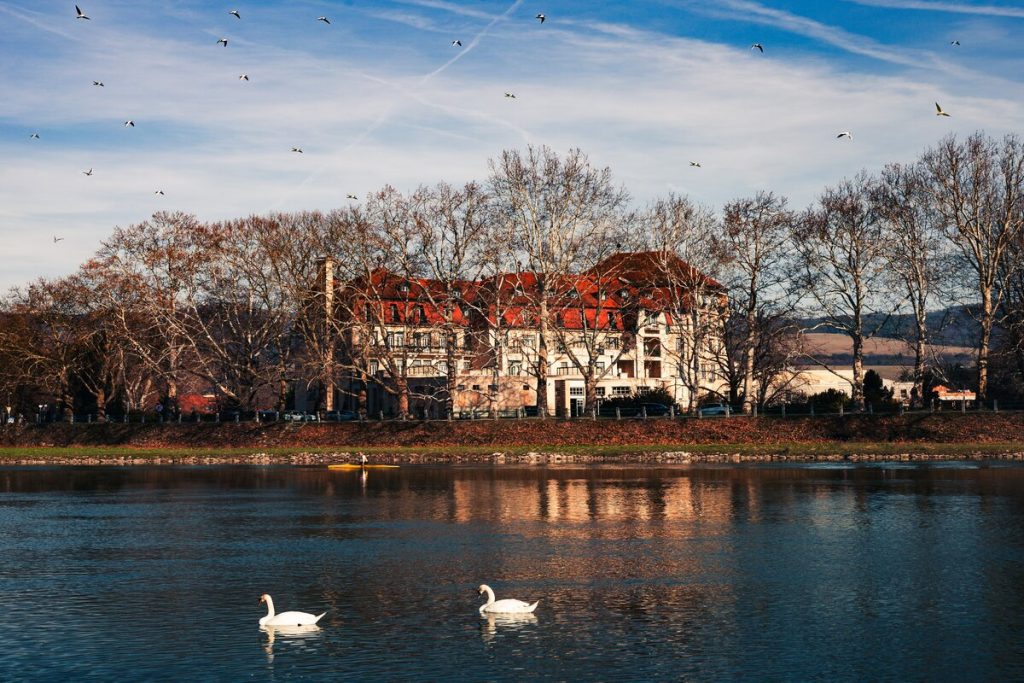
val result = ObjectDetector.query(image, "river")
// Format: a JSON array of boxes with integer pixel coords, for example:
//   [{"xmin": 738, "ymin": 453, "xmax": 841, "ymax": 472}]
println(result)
[{"xmin": 2, "ymin": 463, "xmax": 1023, "ymax": 681}]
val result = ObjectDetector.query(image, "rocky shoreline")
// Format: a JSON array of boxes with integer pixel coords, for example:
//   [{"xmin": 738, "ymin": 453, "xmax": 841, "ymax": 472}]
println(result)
[{"xmin": 7, "ymin": 449, "xmax": 1024, "ymax": 466}]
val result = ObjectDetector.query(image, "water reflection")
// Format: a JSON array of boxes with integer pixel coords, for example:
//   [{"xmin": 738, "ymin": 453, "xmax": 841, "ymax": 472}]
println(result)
[
  {"xmin": 480, "ymin": 612, "xmax": 538, "ymax": 645},
  {"xmin": 260, "ymin": 624, "xmax": 322, "ymax": 663},
  {"xmin": 4, "ymin": 463, "xmax": 1024, "ymax": 681}
]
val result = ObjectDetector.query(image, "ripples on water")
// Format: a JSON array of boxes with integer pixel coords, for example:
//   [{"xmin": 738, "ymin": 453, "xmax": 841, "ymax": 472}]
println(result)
[{"xmin": 2, "ymin": 464, "xmax": 1024, "ymax": 681}]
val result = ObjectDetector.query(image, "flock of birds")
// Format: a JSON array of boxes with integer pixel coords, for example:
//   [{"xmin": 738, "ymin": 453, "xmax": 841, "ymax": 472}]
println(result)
[
  {"xmin": 258, "ymin": 584, "xmax": 537, "ymax": 629},
  {"xmin": 29, "ymin": 5, "xmax": 963, "ymax": 241},
  {"xmin": 29, "ymin": 5, "xmax": 551, "ymax": 225}
]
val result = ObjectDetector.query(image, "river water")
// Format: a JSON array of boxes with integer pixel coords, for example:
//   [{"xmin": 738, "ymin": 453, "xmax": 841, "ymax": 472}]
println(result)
[{"xmin": 2, "ymin": 463, "xmax": 1023, "ymax": 681}]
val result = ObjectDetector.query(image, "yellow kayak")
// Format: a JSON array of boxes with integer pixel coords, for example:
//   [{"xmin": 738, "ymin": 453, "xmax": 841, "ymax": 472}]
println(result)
[{"xmin": 327, "ymin": 464, "xmax": 400, "ymax": 470}]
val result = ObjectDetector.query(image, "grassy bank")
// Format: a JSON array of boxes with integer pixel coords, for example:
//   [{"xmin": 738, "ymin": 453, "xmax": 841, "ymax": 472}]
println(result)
[
  {"xmin": 1, "ymin": 412, "xmax": 1023, "ymax": 463},
  {"xmin": 2, "ymin": 440, "xmax": 1023, "ymax": 464}
]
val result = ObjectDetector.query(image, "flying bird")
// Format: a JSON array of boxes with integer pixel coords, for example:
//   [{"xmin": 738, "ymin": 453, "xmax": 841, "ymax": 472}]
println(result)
[
  {"xmin": 239, "ymin": 74, "xmax": 249, "ymax": 81},
  {"xmin": 536, "ymin": 13, "xmax": 545, "ymax": 23},
  {"xmin": 950, "ymin": 40, "xmax": 960, "ymax": 46},
  {"xmin": 935, "ymin": 101, "xmax": 951, "ymax": 117},
  {"xmin": 230, "ymin": 9, "xmax": 241, "ymax": 19},
  {"xmin": 751, "ymin": 43, "xmax": 764, "ymax": 52},
  {"xmin": 346, "ymin": 193, "xmax": 358, "ymax": 199},
  {"xmin": 92, "ymin": 80, "xmax": 104, "ymax": 87},
  {"xmin": 53, "ymin": 236, "xmax": 64, "ymax": 243},
  {"xmin": 504, "ymin": 92, "xmax": 516, "ymax": 98},
  {"xmin": 689, "ymin": 161, "xmax": 701, "ymax": 167},
  {"xmin": 83, "ymin": 168, "xmax": 93, "ymax": 176},
  {"xmin": 29, "ymin": 133, "xmax": 39, "ymax": 139},
  {"xmin": 75, "ymin": 5, "xmax": 90, "ymax": 20},
  {"xmin": 155, "ymin": 190, "xmax": 165, "ymax": 195},
  {"xmin": 837, "ymin": 131, "xmax": 852, "ymax": 139},
  {"xmin": 124, "ymin": 120, "xmax": 135, "ymax": 127},
  {"xmin": 452, "ymin": 40, "xmax": 462, "ymax": 46},
  {"xmin": 318, "ymin": 16, "xmax": 331, "ymax": 24},
  {"xmin": 217, "ymin": 38, "xmax": 229, "ymax": 46},
  {"xmin": 291, "ymin": 147, "xmax": 303, "ymax": 153}
]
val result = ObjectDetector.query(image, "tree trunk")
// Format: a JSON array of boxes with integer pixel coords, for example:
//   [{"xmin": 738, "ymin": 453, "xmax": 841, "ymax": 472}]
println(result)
[
  {"xmin": 445, "ymin": 329, "xmax": 457, "ymax": 419},
  {"xmin": 978, "ymin": 286, "xmax": 993, "ymax": 400},
  {"xmin": 536, "ymin": 302, "xmax": 550, "ymax": 418},
  {"xmin": 584, "ymin": 368, "xmax": 598, "ymax": 413},
  {"xmin": 851, "ymin": 333, "xmax": 864, "ymax": 409}
]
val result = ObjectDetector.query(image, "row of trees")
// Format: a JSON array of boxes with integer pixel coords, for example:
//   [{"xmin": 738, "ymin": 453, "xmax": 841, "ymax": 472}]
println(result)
[{"xmin": 2, "ymin": 132, "xmax": 1024, "ymax": 420}]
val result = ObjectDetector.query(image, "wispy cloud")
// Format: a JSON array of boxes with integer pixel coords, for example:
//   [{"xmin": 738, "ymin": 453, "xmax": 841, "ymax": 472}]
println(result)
[{"xmin": 846, "ymin": 0, "xmax": 1024, "ymax": 18}]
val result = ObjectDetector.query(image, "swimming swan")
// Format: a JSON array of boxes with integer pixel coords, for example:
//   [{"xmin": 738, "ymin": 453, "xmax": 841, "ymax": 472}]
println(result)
[
  {"xmin": 477, "ymin": 584, "xmax": 539, "ymax": 614},
  {"xmin": 258, "ymin": 594, "xmax": 326, "ymax": 627}
]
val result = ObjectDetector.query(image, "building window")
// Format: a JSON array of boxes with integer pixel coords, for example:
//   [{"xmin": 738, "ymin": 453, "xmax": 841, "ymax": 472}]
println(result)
[
  {"xmin": 612, "ymin": 386, "xmax": 630, "ymax": 396},
  {"xmin": 645, "ymin": 310, "xmax": 659, "ymax": 326},
  {"xmin": 387, "ymin": 331, "xmax": 404, "ymax": 348},
  {"xmin": 522, "ymin": 384, "xmax": 530, "ymax": 390},
  {"xmin": 605, "ymin": 336, "xmax": 620, "ymax": 349},
  {"xmin": 644, "ymin": 338, "xmax": 661, "ymax": 357},
  {"xmin": 463, "ymin": 361, "xmax": 472, "ymax": 371},
  {"xmin": 472, "ymin": 385, "xmax": 481, "ymax": 391},
  {"xmin": 569, "ymin": 387, "xmax": 584, "ymax": 396},
  {"xmin": 390, "ymin": 303, "xmax": 400, "ymax": 322},
  {"xmin": 617, "ymin": 360, "xmax": 634, "ymax": 378},
  {"xmin": 595, "ymin": 387, "xmax": 606, "ymax": 397},
  {"xmin": 509, "ymin": 362, "xmax": 522, "ymax": 376},
  {"xmin": 637, "ymin": 386, "xmax": 651, "ymax": 396}
]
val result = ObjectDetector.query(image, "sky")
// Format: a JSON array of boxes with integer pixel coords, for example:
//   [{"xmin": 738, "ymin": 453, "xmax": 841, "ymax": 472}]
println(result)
[{"xmin": 1, "ymin": 0, "xmax": 1022, "ymax": 291}]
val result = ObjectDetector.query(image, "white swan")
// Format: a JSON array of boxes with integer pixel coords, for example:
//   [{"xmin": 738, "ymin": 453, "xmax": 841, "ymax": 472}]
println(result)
[
  {"xmin": 477, "ymin": 584, "xmax": 538, "ymax": 614},
  {"xmin": 258, "ymin": 594, "xmax": 326, "ymax": 627}
]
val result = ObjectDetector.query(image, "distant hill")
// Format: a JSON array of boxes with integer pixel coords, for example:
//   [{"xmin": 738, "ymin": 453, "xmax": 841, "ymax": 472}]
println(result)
[
  {"xmin": 800, "ymin": 305, "xmax": 982, "ymax": 347},
  {"xmin": 800, "ymin": 333, "xmax": 974, "ymax": 368}
]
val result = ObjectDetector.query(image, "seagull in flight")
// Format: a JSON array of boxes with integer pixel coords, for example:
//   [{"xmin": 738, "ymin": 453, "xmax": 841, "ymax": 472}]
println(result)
[
  {"xmin": 935, "ymin": 102, "xmax": 951, "ymax": 117},
  {"xmin": 230, "ymin": 9, "xmax": 241, "ymax": 19},
  {"xmin": 837, "ymin": 131, "xmax": 853, "ymax": 140},
  {"xmin": 92, "ymin": 80, "xmax": 104, "ymax": 87},
  {"xmin": 689, "ymin": 161, "xmax": 701, "ymax": 167},
  {"xmin": 217, "ymin": 38, "xmax": 229, "ymax": 46},
  {"xmin": 504, "ymin": 92, "xmax": 516, "ymax": 98},
  {"xmin": 75, "ymin": 5, "xmax": 90, "ymax": 20},
  {"xmin": 751, "ymin": 43, "xmax": 764, "ymax": 52},
  {"xmin": 536, "ymin": 13, "xmax": 545, "ymax": 23},
  {"xmin": 346, "ymin": 193, "xmax": 358, "ymax": 199},
  {"xmin": 124, "ymin": 120, "xmax": 135, "ymax": 127},
  {"xmin": 29, "ymin": 133, "xmax": 39, "ymax": 139},
  {"xmin": 155, "ymin": 190, "xmax": 165, "ymax": 195},
  {"xmin": 53, "ymin": 236, "xmax": 64, "ymax": 243},
  {"xmin": 318, "ymin": 16, "xmax": 331, "ymax": 24},
  {"xmin": 291, "ymin": 147, "xmax": 303, "ymax": 153},
  {"xmin": 83, "ymin": 168, "xmax": 93, "ymax": 176},
  {"xmin": 239, "ymin": 74, "xmax": 249, "ymax": 81},
  {"xmin": 452, "ymin": 40, "xmax": 462, "ymax": 46},
  {"xmin": 950, "ymin": 40, "xmax": 960, "ymax": 46}
]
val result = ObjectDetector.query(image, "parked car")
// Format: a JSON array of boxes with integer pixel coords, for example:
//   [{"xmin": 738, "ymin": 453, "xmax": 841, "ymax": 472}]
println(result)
[
  {"xmin": 698, "ymin": 403, "xmax": 730, "ymax": 416},
  {"xmin": 640, "ymin": 402, "xmax": 673, "ymax": 417},
  {"xmin": 256, "ymin": 409, "xmax": 279, "ymax": 421},
  {"xmin": 282, "ymin": 410, "xmax": 315, "ymax": 422},
  {"xmin": 323, "ymin": 410, "xmax": 358, "ymax": 422}
]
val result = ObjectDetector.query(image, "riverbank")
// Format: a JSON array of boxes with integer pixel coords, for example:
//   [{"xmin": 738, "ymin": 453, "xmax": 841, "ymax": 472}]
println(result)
[{"xmin": 1, "ymin": 412, "xmax": 1023, "ymax": 464}]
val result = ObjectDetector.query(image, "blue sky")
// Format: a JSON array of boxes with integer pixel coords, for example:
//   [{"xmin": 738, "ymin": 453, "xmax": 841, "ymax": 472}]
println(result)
[{"xmin": 1, "ymin": 0, "xmax": 1022, "ymax": 290}]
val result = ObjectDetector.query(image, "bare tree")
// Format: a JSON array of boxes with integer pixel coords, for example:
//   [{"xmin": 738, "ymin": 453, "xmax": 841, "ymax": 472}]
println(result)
[
  {"xmin": 791, "ymin": 172, "xmax": 893, "ymax": 409},
  {"xmin": 921, "ymin": 132, "xmax": 1024, "ymax": 400},
  {"xmin": 409, "ymin": 182, "xmax": 492, "ymax": 418},
  {"xmin": 872, "ymin": 162, "xmax": 946, "ymax": 407},
  {"xmin": 718, "ymin": 191, "xmax": 796, "ymax": 412},
  {"xmin": 488, "ymin": 146, "xmax": 630, "ymax": 416},
  {"xmin": 94, "ymin": 212, "xmax": 217, "ymax": 413},
  {"xmin": 637, "ymin": 195, "xmax": 726, "ymax": 412}
]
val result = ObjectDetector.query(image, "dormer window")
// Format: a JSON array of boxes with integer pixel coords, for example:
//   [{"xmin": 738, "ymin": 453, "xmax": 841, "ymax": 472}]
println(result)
[
  {"xmin": 618, "ymin": 289, "xmax": 630, "ymax": 301},
  {"xmin": 398, "ymin": 282, "xmax": 410, "ymax": 294}
]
